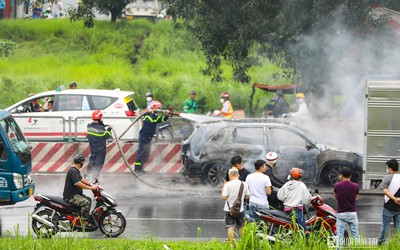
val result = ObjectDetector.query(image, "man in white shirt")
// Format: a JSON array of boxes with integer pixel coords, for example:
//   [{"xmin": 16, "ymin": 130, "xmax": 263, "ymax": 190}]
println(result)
[
  {"xmin": 222, "ymin": 168, "xmax": 250, "ymax": 244},
  {"xmin": 290, "ymin": 92, "xmax": 309, "ymax": 118},
  {"xmin": 246, "ymin": 159, "xmax": 272, "ymax": 219}
]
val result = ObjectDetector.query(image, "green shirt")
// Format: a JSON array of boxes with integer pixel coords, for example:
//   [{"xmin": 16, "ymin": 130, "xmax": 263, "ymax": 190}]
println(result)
[{"xmin": 183, "ymin": 98, "xmax": 198, "ymax": 113}]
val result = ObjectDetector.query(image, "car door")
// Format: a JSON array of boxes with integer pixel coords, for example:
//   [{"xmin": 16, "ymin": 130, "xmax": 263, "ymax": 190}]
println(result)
[
  {"xmin": 224, "ymin": 126, "xmax": 266, "ymax": 171},
  {"xmin": 267, "ymin": 127, "xmax": 319, "ymax": 182},
  {"xmin": 55, "ymin": 94, "xmax": 92, "ymax": 140},
  {"xmin": 8, "ymin": 94, "xmax": 66, "ymax": 141}
]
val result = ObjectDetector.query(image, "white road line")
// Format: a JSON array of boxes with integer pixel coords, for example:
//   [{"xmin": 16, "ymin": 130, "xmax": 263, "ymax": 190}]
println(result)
[{"xmin": 125, "ymin": 218, "xmax": 225, "ymax": 222}]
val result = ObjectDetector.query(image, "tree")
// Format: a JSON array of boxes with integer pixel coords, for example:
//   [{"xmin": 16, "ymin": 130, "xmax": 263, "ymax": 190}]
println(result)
[
  {"xmin": 169, "ymin": 0, "xmax": 400, "ymax": 116},
  {"xmin": 68, "ymin": 0, "xmax": 134, "ymax": 27}
]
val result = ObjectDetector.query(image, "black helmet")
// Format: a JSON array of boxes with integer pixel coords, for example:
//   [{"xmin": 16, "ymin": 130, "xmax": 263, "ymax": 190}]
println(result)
[
  {"xmin": 145, "ymin": 92, "xmax": 153, "ymax": 97},
  {"xmin": 74, "ymin": 154, "xmax": 85, "ymax": 164},
  {"xmin": 69, "ymin": 82, "xmax": 77, "ymax": 88}
]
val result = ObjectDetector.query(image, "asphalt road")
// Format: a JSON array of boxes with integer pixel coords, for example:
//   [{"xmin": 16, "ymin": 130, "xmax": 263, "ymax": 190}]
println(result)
[{"xmin": 0, "ymin": 173, "xmax": 394, "ymax": 242}]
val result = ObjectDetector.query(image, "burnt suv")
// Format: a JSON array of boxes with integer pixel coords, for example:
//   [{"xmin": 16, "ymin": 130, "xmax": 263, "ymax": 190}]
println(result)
[{"xmin": 181, "ymin": 120, "xmax": 362, "ymax": 186}]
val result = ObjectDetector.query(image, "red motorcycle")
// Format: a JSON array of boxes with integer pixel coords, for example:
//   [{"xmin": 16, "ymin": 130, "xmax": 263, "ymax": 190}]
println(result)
[
  {"xmin": 31, "ymin": 182, "xmax": 126, "ymax": 238},
  {"xmin": 255, "ymin": 190, "xmax": 340, "ymax": 241}
]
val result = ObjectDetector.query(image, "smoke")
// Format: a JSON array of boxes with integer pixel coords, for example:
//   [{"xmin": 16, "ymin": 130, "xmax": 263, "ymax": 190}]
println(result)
[{"xmin": 292, "ymin": 6, "xmax": 400, "ymax": 153}]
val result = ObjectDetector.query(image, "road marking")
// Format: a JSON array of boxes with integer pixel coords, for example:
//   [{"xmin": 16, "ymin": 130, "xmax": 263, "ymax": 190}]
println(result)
[{"xmin": 125, "ymin": 217, "xmax": 225, "ymax": 222}]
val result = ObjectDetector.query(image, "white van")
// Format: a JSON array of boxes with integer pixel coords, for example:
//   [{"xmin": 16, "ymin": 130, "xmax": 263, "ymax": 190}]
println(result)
[{"xmin": 6, "ymin": 89, "xmax": 141, "ymax": 142}]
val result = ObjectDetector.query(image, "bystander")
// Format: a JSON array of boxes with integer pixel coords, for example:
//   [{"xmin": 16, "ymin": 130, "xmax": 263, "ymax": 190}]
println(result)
[
  {"xmin": 377, "ymin": 159, "xmax": 400, "ymax": 245},
  {"xmin": 334, "ymin": 167, "xmax": 359, "ymax": 246}
]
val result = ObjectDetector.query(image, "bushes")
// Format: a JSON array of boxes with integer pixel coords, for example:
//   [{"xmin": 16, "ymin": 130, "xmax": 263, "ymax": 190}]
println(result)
[
  {"xmin": 0, "ymin": 19, "xmax": 286, "ymax": 114},
  {"xmin": 0, "ymin": 39, "xmax": 15, "ymax": 57}
]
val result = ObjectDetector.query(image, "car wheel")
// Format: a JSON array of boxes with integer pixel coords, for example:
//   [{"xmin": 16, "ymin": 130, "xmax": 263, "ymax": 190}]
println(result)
[
  {"xmin": 321, "ymin": 164, "xmax": 346, "ymax": 187},
  {"xmin": 204, "ymin": 163, "xmax": 229, "ymax": 186}
]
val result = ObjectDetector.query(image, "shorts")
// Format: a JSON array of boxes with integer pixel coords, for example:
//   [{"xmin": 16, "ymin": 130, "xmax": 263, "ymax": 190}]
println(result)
[{"xmin": 225, "ymin": 211, "xmax": 245, "ymax": 228}]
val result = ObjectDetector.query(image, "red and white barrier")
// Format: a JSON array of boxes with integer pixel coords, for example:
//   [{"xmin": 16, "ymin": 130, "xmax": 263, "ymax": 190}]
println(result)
[{"xmin": 31, "ymin": 142, "xmax": 182, "ymax": 174}]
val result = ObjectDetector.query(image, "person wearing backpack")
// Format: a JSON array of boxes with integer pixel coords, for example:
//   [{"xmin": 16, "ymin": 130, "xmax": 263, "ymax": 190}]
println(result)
[
  {"xmin": 377, "ymin": 159, "xmax": 400, "ymax": 245},
  {"xmin": 222, "ymin": 167, "xmax": 250, "ymax": 245}
]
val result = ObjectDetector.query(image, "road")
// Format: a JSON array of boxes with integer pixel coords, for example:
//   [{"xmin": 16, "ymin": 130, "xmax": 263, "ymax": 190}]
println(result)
[{"xmin": 0, "ymin": 173, "xmax": 394, "ymax": 242}]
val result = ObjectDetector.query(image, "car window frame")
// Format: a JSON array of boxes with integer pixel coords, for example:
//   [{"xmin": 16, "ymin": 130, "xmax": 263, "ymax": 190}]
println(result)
[{"xmin": 229, "ymin": 125, "xmax": 266, "ymax": 145}]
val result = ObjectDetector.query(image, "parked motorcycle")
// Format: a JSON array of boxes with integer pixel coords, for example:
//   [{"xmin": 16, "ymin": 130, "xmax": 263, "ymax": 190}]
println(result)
[
  {"xmin": 154, "ymin": 121, "xmax": 175, "ymax": 142},
  {"xmin": 31, "ymin": 181, "xmax": 126, "ymax": 238},
  {"xmin": 255, "ymin": 189, "xmax": 341, "ymax": 242}
]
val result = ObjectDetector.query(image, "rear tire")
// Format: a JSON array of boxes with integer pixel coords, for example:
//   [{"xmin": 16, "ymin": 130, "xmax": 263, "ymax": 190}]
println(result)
[
  {"xmin": 31, "ymin": 209, "xmax": 58, "ymax": 238},
  {"xmin": 98, "ymin": 212, "xmax": 126, "ymax": 237}
]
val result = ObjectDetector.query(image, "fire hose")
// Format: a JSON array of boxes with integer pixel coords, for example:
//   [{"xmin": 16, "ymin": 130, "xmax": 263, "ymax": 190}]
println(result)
[{"xmin": 108, "ymin": 109, "xmax": 216, "ymax": 192}]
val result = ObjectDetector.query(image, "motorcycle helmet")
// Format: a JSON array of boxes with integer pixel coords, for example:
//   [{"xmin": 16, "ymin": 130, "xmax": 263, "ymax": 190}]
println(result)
[
  {"xmin": 92, "ymin": 110, "xmax": 103, "ymax": 120},
  {"xmin": 146, "ymin": 92, "xmax": 153, "ymax": 97},
  {"xmin": 266, "ymin": 151, "xmax": 278, "ymax": 165},
  {"xmin": 276, "ymin": 90, "xmax": 283, "ymax": 96},
  {"xmin": 296, "ymin": 93, "xmax": 305, "ymax": 99},
  {"xmin": 290, "ymin": 168, "xmax": 303, "ymax": 179},
  {"xmin": 220, "ymin": 92, "xmax": 230, "ymax": 100},
  {"xmin": 74, "ymin": 154, "xmax": 85, "ymax": 164},
  {"xmin": 150, "ymin": 100, "xmax": 162, "ymax": 109}
]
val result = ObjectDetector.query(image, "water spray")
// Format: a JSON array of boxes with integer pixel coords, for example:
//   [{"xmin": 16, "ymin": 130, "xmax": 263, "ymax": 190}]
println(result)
[{"xmin": 109, "ymin": 109, "xmax": 216, "ymax": 192}]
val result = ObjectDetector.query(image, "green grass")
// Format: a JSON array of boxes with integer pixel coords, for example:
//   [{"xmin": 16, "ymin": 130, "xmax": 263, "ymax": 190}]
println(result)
[
  {"xmin": 0, "ymin": 19, "xmax": 291, "ymax": 115},
  {"xmin": 2, "ymin": 222, "xmax": 399, "ymax": 249}
]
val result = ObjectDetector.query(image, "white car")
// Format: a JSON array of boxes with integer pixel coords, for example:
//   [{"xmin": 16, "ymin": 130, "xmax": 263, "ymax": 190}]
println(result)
[{"xmin": 6, "ymin": 88, "xmax": 141, "ymax": 142}]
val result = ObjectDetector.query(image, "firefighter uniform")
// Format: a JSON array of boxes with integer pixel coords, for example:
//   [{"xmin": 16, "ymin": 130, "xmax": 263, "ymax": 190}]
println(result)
[
  {"xmin": 134, "ymin": 112, "xmax": 170, "ymax": 172},
  {"xmin": 86, "ymin": 122, "xmax": 112, "ymax": 180}
]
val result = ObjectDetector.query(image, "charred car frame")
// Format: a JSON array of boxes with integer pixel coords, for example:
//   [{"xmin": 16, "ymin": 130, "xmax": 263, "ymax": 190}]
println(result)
[{"xmin": 181, "ymin": 121, "xmax": 362, "ymax": 186}]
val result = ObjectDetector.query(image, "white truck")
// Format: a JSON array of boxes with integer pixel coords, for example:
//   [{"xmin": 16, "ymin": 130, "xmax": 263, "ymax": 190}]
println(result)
[
  {"xmin": 124, "ymin": 0, "xmax": 167, "ymax": 21},
  {"xmin": 363, "ymin": 80, "xmax": 400, "ymax": 189}
]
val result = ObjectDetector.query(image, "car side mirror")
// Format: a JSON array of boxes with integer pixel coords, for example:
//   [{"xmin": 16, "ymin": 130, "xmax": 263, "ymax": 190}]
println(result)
[{"xmin": 306, "ymin": 142, "xmax": 313, "ymax": 150}]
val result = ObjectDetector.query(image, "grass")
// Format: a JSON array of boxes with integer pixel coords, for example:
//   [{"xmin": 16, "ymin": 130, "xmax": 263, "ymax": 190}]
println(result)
[
  {"xmin": 1, "ymin": 221, "xmax": 399, "ymax": 249},
  {"xmin": 0, "ymin": 18, "xmax": 291, "ymax": 115}
]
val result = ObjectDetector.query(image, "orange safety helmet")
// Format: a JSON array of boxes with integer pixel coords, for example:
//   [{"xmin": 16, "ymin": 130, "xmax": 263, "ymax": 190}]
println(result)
[
  {"xmin": 220, "ymin": 92, "xmax": 230, "ymax": 100},
  {"xmin": 92, "ymin": 110, "xmax": 103, "ymax": 120},
  {"xmin": 290, "ymin": 168, "xmax": 303, "ymax": 179},
  {"xmin": 150, "ymin": 100, "xmax": 163, "ymax": 109}
]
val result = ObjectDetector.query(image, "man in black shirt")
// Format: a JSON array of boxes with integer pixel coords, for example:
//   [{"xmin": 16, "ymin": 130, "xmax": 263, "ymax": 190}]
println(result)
[
  {"xmin": 63, "ymin": 154, "xmax": 99, "ymax": 219},
  {"xmin": 224, "ymin": 155, "xmax": 250, "ymax": 183},
  {"xmin": 265, "ymin": 151, "xmax": 285, "ymax": 188},
  {"xmin": 265, "ymin": 151, "xmax": 285, "ymax": 209}
]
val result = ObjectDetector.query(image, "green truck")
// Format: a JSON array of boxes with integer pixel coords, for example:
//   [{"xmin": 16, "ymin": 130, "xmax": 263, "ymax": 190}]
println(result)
[{"xmin": 0, "ymin": 110, "xmax": 35, "ymax": 205}]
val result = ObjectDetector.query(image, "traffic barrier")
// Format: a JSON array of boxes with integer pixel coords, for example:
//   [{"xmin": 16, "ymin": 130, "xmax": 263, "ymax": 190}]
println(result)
[{"xmin": 30, "ymin": 142, "xmax": 182, "ymax": 174}]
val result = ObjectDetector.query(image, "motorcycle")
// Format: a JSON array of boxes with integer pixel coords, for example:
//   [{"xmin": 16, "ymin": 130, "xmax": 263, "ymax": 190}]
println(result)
[
  {"xmin": 254, "ymin": 189, "xmax": 340, "ymax": 242},
  {"xmin": 154, "ymin": 121, "xmax": 175, "ymax": 142},
  {"xmin": 31, "ymin": 181, "xmax": 126, "ymax": 238}
]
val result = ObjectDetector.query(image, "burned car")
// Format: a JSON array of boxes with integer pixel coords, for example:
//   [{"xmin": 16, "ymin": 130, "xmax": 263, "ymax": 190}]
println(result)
[{"xmin": 181, "ymin": 121, "xmax": 362, "ymax": 186}]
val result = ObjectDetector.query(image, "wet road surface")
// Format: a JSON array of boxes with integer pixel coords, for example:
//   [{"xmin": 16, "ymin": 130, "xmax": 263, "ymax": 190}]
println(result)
[{"xmin": 0, "ymin": 174, "xmax": 394, "ymax": 241}]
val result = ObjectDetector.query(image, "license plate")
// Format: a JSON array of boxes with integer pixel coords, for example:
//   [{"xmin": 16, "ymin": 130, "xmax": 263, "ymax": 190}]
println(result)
[{"xmin": 29, "ymin": 187, "xmax": 33, "ymax": 196}]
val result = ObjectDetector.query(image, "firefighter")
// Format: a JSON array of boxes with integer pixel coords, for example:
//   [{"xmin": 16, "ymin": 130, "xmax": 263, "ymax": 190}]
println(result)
[
  {"xmin": 134, "ymin": 100, "xmax": 173, "ymax": 173},
  {"xmin": 86, "ymin": 110, "xmax": 112, "ymax": 181}
]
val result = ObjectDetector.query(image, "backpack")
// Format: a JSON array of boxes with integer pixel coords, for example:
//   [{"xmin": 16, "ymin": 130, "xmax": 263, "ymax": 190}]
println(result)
[{"xmin": 227, "ymin": 182, "xmax": 244, "ymax": 218}]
